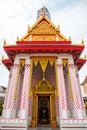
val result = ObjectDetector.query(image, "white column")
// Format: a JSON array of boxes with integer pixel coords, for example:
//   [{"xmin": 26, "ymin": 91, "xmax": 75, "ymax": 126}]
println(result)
[
  {"xmin": 20, "ymin": 59, "xmax": 31, "ymax": 118},
  {"xmin": 68, "ymin": 60, "xmax": 85, "ymax": 118},
  {"xmin": 56, "ymin": 59, "xmax": 68, "ymax": 119},
  {"xmin": 3, "ymin": 64, "xmax": 19, "ymax": 118}
]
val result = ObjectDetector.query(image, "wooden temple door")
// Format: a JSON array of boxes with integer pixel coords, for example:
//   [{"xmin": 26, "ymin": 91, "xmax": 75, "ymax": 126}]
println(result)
[{"xmin": 38, "ymin": 96, "xmax": 50, "ymax": 125}]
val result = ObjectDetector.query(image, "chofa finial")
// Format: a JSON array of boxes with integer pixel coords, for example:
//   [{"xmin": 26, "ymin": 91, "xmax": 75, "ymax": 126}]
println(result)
[
  {"xmin": 4, "ymin": 40, "xmax": 6, "ymax": 46},
  {"xmin": 57, "ymin": 25, "xmax": 60, "ymax": 31},
  {"xmin": 2, "ymin": 55, "xmax": 4, "ymax": 60},
  {"xmin": 84, "ymin": 54, "xmax": 86, "ymax": 60},
  {"xmin": 81, "ymin": 39, "xmax": 84, "ymax": 46},
  {"xmin": 17, "ymin": 37, "xmax": 19, "ymax": 41}
]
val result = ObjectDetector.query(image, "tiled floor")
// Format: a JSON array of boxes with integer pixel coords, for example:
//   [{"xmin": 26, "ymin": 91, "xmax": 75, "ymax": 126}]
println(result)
[{"xmin": 28, "ymin": 127, "xmax": 87, "ymax": 130}]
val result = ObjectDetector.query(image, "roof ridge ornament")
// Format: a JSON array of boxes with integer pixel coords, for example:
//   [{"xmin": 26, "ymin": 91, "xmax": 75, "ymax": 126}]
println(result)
[
  {"xmin": 4, "ymin": 40, "xmax": 6, "ymax": 46},
  {"xmin": 84, "ymin": 54, "xmax": 86, "ymax": 60},
  {"xmin": 17, "ymin": 37, "xmax": 19, "ymax": 41},
  {"xmin": 28, "ymin": 25, "xmax": 31, "ymax": 32},
  {"xmin": 57, "ymin": 25, "xmax": 60, "ymax": 32},
  {"xmin": 2, "ymin": 55, "xmax": 4, "ymax": 60},
  {"xmin": 81, "ymin": 39, "xmax": 84, "ymax": 46}
]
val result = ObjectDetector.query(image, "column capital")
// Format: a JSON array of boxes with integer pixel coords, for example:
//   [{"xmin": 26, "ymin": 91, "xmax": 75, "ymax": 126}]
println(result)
[
  {"xmin": 13, "ymin": 64, "xmax": 19, "ymax": 67},
  {"xmin": 25, "ymin": 64, "xmax": 31, "ymax": 67},
  {"xmin": 56, "ymin": 64, "xmax": 63, "ymax": 68},
  {"xmin": 68, "ymin": 64, "xmax": 74, "ymax": 68}
]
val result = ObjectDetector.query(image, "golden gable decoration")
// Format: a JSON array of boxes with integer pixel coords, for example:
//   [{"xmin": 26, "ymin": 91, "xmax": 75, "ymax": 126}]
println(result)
[
  {"xmin": 33, "ymin": 79, "xmax": 55, "ymax": 93},
  {"xmin": 20, "ymin": 16, "xmax": 69, "ymax": 41}
]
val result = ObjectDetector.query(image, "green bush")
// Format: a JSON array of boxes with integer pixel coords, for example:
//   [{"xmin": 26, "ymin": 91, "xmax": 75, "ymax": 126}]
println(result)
[{"xmin": 0, "ymin": 102, "xmax": 3, "ymax": 116}]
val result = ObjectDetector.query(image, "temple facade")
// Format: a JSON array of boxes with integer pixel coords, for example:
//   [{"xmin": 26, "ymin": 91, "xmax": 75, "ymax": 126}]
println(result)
[{"xmin": 0, "ymin": 7, "xmax": 87, "ymax": 129}]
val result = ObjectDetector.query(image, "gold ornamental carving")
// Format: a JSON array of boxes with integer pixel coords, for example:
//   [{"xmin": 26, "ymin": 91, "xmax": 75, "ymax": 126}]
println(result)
[
  {"xmin": 32, "ymin": 35, "xmax": 56, "ymax": 41},
  {"xmin": 20, "ymin": 16, "xmax": 69, "ymax": 41},
  {"xmin": 33, "ymin": 79, "xmax": 55, "ymax": 93},
  {"xmin": 32, "ymin": 57, "xmax": 56, "ymax": 72},
  {"xmin": 31, "ymin": 21, "xmax": 57, "ymax": 35}
]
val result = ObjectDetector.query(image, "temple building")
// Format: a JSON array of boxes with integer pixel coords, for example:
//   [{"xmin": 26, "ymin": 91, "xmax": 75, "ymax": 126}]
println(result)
[{"xmin": 0, "ymin": 7, "xmax": 87, "ymax": 129}]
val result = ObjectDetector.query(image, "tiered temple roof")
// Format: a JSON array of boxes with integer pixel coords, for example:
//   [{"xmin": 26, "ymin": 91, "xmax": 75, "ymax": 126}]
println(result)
[{"xmin": 2, "ymin": 7, "xmax": 86, "ymax": 70}]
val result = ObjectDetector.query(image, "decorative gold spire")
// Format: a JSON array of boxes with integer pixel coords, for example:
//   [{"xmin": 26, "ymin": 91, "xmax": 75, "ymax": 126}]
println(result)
[
  {"xmin": 4, "ymin": 40, "xmax": 6, "ymax": 46},
  {"xmin": 81, "ymin": 39, "xmax": 84, "ymax": 46}
]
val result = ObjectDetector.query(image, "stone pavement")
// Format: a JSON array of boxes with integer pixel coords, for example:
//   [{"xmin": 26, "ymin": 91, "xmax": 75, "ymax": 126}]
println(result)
[{"xmin": 28, "ymin": 127, "xmax": 87, "ymax": 130}]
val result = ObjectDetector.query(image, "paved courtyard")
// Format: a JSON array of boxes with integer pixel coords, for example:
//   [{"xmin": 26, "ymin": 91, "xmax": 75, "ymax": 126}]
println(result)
[{"xmin": 28, "ymin": 127, "xmax": 87, "ymax": 130}]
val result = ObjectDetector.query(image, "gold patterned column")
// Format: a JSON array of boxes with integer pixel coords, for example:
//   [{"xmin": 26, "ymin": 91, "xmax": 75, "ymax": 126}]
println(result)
[
  {"xmin": 30, "ymin": 94, "xmax": 37, "ymax": 127},
  {"xmin": 51, "ymin": 95, "xmax": 58, "ymax": 127}
]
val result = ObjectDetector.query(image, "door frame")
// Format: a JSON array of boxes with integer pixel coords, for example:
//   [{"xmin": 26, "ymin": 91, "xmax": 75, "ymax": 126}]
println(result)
[{"xmin": 30, "ymin": 80, "xmax": 58, "ymax": 127}]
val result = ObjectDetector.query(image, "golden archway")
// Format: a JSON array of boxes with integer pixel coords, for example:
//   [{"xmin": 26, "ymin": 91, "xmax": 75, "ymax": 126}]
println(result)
[{"xmin": 30, "ymin": 79, "xmax": 58, "ymax": 127}]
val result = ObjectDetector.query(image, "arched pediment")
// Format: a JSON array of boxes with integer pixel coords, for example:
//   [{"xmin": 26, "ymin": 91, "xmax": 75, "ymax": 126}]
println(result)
[{"xmin": 33, "ymin": 79, "xmax": 55, "ymax": 93}]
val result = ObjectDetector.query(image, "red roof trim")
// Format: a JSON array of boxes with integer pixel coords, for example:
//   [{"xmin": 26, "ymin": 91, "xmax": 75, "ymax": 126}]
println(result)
[
  {"xmin": 2, "ymin": 59, "xmax": 12, "ymax": 64},
  {"xmin": 76, "ymin": 59, "xmax": 86, "ymax": 70},
  {"xmin": 76, "ymin": 59, "xmax": 86, "ymax": 63},
  {"xmin": 16, "ymin": 41, "xmax": 71, "ymax": 45},
  {"xmin": 2, "ymin": 59, "xmax": 12, "ymax": 71},
  {"xmin": 4, "ymin": 45, "xmax": 84, "ymax": 51},
  {"xmin": 30, "ymin": 56, "xmax": 58, "ymax": 59}
]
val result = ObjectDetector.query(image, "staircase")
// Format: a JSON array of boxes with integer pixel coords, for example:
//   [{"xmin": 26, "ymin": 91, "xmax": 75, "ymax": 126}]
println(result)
[{"xmin": 0, "ymin": 118, "xmax": 27, "ymax": 130}]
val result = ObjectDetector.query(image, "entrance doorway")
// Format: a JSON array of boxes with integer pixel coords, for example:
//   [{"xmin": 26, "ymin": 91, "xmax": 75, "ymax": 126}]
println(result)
[
  {"xmin": 38, "ymin": 96, "xmax": 50, "ymax": 125},
  {"xmin": 30, "ymin": 79, "xmax": 58, "ymax": 127}
]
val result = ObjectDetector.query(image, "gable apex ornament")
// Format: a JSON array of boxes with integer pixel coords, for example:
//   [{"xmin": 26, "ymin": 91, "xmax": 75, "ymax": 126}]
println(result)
[{"xmin": 37, "ymin": 6, "xmax": 51, "ymax": 20}]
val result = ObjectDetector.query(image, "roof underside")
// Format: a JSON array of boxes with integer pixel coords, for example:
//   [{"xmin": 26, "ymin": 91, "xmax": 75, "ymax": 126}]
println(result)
[{"xmin": 2, "ymin": 41, "xmax": 86, "ymax": 71}]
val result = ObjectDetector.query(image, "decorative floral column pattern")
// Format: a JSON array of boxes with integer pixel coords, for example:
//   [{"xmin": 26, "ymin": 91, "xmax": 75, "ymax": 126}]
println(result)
[
  {"xmin": 20, "ymin": 59, "xmax": 31, "ymax": 118},
  {"xmin": 3, "ymin": 64, "xmax": 19, "ymax": 118},
  {"xmin": 2, "ymin": 67, "xmax": 13, "ymax": 117},
  {"xmin": 68, "ymin": 59, "xmax": 85, "ymax": 118},
  {"xmin": 56, "ymin": 59, "xmax": 68, "ymax": 119},
  {"xmin": 75, "ymin": 66, "xmax": 86, "ymax": 117}
]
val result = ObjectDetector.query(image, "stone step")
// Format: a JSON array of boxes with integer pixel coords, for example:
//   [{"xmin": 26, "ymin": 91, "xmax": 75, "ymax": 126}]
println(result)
[{"xmin": 0, "ymin": 126, "xmax": 26, "ymax": 130}]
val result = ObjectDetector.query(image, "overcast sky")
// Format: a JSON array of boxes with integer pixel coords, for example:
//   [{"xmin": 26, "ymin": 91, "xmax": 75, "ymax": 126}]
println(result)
[{"xmin": 0, "ymin": 0, "xmax": 87, "ymax": 87}]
